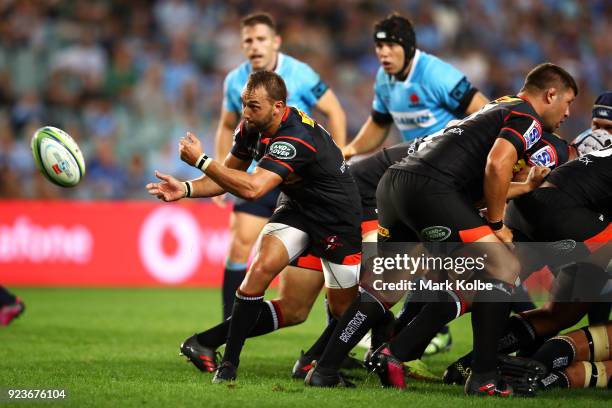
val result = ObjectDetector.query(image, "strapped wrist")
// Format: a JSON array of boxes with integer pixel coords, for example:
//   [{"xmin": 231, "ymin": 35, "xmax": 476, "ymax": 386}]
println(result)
[
  {"xmin": 183, "ymin": 181, "xmax": 193, "ymax": 198},
  {"xmin": 195, "ymin": 153, "xmax": 213, "ymax": 172},
  {"xmin": 487, "ymin": 220, "xmax": 504, "ymax": 231}
]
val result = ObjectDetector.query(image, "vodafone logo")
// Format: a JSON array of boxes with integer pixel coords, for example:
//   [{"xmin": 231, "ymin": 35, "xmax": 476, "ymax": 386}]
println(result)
[{"xmin": 139, "ymin": 206, "xmax": 230, "ymax": 284}]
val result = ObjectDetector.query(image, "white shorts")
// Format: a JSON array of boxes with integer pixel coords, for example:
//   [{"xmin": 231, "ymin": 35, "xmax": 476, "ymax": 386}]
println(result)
[{"xmin": 261, "ymin": 222, "xmax": 359, "ymax": 289}]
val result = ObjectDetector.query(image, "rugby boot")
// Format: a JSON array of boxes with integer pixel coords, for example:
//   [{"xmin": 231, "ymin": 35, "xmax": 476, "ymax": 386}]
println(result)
[{"xmin": 179, "ymin": 334, "xmax": 219, "ymax": 373}]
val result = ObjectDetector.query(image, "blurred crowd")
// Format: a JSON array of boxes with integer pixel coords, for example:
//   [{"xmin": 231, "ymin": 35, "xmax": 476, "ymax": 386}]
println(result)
[{"xmin": 0, "ymin": 0, "xmax": 610, "ymax": 199}]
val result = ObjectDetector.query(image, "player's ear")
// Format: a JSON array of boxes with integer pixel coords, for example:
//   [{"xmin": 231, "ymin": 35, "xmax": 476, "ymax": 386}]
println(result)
[
  {"xmin": 273, "ymin": 35, "xmax": 281, "ymax": 51},
  {"xmin": 545, "ymin": 87, "xmax": 557, "ymax": 104},
  {"xmin": 274, "ymin": 100, "xmax": 285, "ymax": 114}
]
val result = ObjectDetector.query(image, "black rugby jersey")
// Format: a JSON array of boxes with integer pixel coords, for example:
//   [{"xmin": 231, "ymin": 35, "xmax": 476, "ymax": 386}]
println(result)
[
  {"xmin": 351, "ymin": 141, "xmax": 415, "ymax": 210},
  {"xmin": 392, "ymin": 96, "xmax": 544, "ymax": 198},
  {"xmin": 547, "ymin": 145, "xmax": 612, "ymax": 214},
  {"xmin": 231, "ymin": 106, "xmax": 361, "ymax": 226}
]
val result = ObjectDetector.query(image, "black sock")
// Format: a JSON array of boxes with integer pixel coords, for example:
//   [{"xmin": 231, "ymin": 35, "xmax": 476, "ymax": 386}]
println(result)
[
  {"xmin": 389, "ymin": 292, "xmax": 457, "ymax": 361},
  {"xmin": 539, "ymin": 370, "xmax": 570, "ymax": 389},
  {"xmin": 498, "ymin": 313, "xmax": 537, "ymax": 353},
  {"xmin": 588, "ymin": 302, "xmax": 612, "ymax": 325},
  {"xmin": 394, "ymin": 291, "xmax": 427, "ymax": 334},
  {"xmin": 454, "ymin": 313, "xmax": 536, "ymax": 369},
  {"xmin": 318, "ymin": 291, "xmax": 386, "ymax": 370},
  {"xmin": 222, "ymin": 263, "xmax": 247, "ymax": 320},
  {"xmin": 510, "ymin": 283, "xmax": 536, "ymax": 313},
  {"xmin": 370, "ymin": 310, "xmax": 395, "ymax": 352},
  {"xmin": 325, "ymin": 297, "xmax": 334, "ymax": 325},
  {"xmin": 303, "ymin": 318, "xmax": 338, "ymax": 360},
  {"xmin": 531, "ymin": 336, "xmax": 576, "ymax": 372},
  {"xmin": 0, "ymin": 286, "xmax": 16, "ymax": 306},
  {"xmin": 471, "ymin": 279, "xmax": 513, "ymax": 374},
  {"xmin": 196, "ymin": 300, "xmax": 279, "ymax": 348},
  {"xmin": 222, "ymin": 290, "xmax": 264, "ymax": 367}
]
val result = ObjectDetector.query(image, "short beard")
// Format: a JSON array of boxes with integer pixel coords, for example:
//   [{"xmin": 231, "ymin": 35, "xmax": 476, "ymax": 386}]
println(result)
[{"xmin": 247, "ymin": 111, "xmax": 274, "ymax": 133}]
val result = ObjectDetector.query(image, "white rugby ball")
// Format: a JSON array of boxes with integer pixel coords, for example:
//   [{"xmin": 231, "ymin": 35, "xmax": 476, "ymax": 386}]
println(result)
[{"xmin": 31, "ymin": 126, "xmax": 86, "ymax": 187}]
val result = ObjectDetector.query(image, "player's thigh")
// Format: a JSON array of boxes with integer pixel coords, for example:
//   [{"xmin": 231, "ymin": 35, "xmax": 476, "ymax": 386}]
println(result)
[{"xmin": 277, "ymin": 265, "xmax": 325, "ymax": 319}]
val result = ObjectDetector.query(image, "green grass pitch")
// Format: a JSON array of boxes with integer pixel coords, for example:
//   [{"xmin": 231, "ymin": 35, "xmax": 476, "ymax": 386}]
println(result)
[{"xmin": 0, "ymin": 288, "xmax": 608, "ymax": 407}]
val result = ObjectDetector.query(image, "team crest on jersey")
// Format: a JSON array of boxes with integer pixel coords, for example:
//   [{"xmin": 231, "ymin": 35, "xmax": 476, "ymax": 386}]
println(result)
[
  {"xmin": 527, "ymin": 145, "xmax": 555, "ymax": 168},
  {"xmin": 268, "ymin": 141, "xmax": 297, "ymax": 160},
  {"xmin": 522, "ymin": 120, "xmax": 542, "ymax": 150}
]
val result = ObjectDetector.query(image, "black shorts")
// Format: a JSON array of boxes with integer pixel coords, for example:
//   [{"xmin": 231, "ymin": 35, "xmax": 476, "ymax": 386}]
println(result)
[
  {"xmin": 270, "ymin": 201, "xmax": 361, "ymax": 265},
  {"xmin": 233, "ymin": 187, "xmax": 281, "ymax": 218},
  {"xmin": 513, "ymin": 187, "xmax": 611, "ymax": 243},
  {"xmin": 376, "ymin": 169, "xmax": 492, "ymax": 243}
]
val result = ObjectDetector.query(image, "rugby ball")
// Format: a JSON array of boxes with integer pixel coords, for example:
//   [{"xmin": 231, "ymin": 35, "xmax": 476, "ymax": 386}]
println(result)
[{"xmin": 31, "ymin": 126, "xmax": 86, "ymax": 187}]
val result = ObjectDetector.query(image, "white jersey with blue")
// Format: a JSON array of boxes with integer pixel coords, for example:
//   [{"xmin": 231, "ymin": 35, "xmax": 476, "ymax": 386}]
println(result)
[
  {"xmin": 223, "ymin": 52, "xmax": 328, "ymax": 116},
  {"xmin": 372, "ymin": 49, "xmax": 477, "ymax": 141}
]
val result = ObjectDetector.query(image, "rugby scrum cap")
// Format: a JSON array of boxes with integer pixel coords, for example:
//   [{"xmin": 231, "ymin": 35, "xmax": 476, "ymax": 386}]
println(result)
[
  {"xmin": 592, "ymin": 91, "xmax": 612, "ymax": 120},
  {"xmin": 373, "ymin": 14, "xmax": 417, "ymax": 63}
]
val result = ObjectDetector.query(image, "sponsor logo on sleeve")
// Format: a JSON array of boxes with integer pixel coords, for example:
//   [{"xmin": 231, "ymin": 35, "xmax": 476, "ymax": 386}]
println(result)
[
  {"xmin": 268, "ymin": 141, "xmax": 297, "ymax": 160},
  {"xmin": 527, "ymin": 145, "xmax": 555, "ymax": 167},
  {"xmin": 523, "ymin": 120, "xmax": 542, "ymax": 150}
]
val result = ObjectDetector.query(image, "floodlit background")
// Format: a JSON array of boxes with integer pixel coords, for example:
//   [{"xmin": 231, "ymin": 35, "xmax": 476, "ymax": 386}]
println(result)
[{"xmin": 0, "ymin": 0, "xmax": 610, "ymax": 200}]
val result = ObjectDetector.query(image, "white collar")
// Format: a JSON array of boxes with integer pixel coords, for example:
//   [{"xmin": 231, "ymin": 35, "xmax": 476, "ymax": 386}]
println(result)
[{"xmin": 403, "ymin": 49, "xmax": 421, "ymax": 83}]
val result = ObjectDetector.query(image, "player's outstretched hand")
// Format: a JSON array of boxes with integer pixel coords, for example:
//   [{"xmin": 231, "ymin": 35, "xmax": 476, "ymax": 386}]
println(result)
[
  {"xmin": 526, "ymin": 165, "xmax": 551, "ymax": 190},
  {"xmin": 179, "ymin": 132, "xmax": 204, "ymax": 167},
  {"xmin": 146, "ymin": 171, "xmax": 186, "ymax": 202}
]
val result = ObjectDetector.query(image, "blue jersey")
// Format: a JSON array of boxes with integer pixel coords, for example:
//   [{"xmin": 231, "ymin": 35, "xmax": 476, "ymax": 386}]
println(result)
[
  {"xmin": 223, "ymin": 53, "xmax": 328, "ymax": 116},
  {"xmin": 372, "ymin": 49, "xmax": 476, "ymax": 141}
]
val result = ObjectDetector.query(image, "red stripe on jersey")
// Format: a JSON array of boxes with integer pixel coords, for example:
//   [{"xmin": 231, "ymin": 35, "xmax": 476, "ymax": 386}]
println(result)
[
  {"xmin": 459, "ymin": 225, "xmax": 493, "ymax": 242},
  {"xmin": 341, "ymin": 253, "xmax": 362, "ymax": 266},
  {"xmin": 501, "ymin": 127, "xmax": 527, "ymax": 151},
  {"xmin": 361, "ymin": 219, "xmax": 378, "ymax": 236},
  {"xmin": 274, "ymin": 136, "xmax": 317, "ymax": 152},
  {"xmin": 509, "ymin": 110, "xmax": 541, "ymax": 123},
  {"xmin": 296, "ymin": 254, "xmax": 323, "ymax": 272},
  {"xmin": 281, "ymin": 107, "xmax": 290, "ymax": 122},
  {"xmin": 262, "ymin": 156, "xmax": 294, "ymax": 172},
  {"xmin": 585, "ymin": 222, "xmax": 612, "ymax": 253},
  {"xmin": 541, "ymin": 138, "xmax": 558, "ymax": 166},
  {"xmin": 261, "ymin": 138, "xmax": 270, "ymax": 145}
]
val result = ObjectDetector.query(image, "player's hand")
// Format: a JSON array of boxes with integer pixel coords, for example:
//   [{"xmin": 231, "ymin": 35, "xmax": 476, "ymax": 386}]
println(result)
[
  {"xmin": 341, "ymin": 145, "xmax": 356, "ymax": 160},
  {"xmin": 211, "ymin": 194, "xmax": 227, "ymax": 208},
  {"xmin": 526, "ymin": 166, "xmax": 550, "ymax": 190},
  {"xmin": 145, "ymin": 171, "xmax": 185, "ymax": 202},
  {"xmin": 179, "ymin": 132, "xmax": 204, "ymax": 167},
  {"xmin": 493, "ymin": 224, "xmax": 514, "ymax": 244}
]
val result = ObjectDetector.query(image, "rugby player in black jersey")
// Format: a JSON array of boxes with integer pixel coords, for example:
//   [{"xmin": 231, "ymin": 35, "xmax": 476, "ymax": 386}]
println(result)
[
  {"xmin": 146, "ymin": 71, "xmax": 361, "ymax": 383},
  {"xmin": 302, "ymin": 131, "xmax": 567, "ymax": 389},
  {"xmin": 445, "ymin": 145, "xmax": 611, "ymax": 388},
  {"xmin": 305, "ymin": 63, "xmax": 577, "ymax": 396}
]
